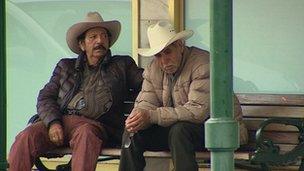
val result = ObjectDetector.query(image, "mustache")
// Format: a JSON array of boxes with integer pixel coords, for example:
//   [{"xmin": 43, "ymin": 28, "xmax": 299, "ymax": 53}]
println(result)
[{"xmin": 93, "ymin": 45, "xmax": 106, "ymax": 51}]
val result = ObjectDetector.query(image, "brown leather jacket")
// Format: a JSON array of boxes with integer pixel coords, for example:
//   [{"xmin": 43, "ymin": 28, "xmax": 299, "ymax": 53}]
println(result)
[{"xmin": 36, "ymin": 51, "xmax": 143, "ymax": 144}]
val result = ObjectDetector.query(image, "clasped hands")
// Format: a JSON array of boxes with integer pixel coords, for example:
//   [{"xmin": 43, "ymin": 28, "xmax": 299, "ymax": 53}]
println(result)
[{"xmin": 125, "ymin": 108, "xmax": 151, "ymax": 133}]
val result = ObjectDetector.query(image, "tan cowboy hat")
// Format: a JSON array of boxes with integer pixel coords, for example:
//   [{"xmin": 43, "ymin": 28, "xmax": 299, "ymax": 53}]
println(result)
[
  {"xmin": 138, "ymin": 21, "xmax": 193, "ymax": 57},
  {"xmin": 66, "ymin": 11, "xmax": 121, "ymax": 54}
]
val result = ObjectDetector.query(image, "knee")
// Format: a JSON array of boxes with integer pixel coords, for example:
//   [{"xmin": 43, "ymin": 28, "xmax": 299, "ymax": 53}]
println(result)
[
  {"xmin": 75, "ymin": 123, "xmax": 102, "ymax": 139},
  {"xmin": 70, "ymin": 123, "xmax": 105, "ymax": 150},
  {"xmin": 15, "ymin": 124, "xmax": 44, "ymax": 142},
  {"xmin": 14, "ymin": 130, "xmax": 31, "ymax": 144},
  {"xmin": 11, "ymin": 124, "xmax": 48, "ymax": 154},
  {"xmin": 168, "ymin": 122, "xmax": 194, "ymax": 144}
]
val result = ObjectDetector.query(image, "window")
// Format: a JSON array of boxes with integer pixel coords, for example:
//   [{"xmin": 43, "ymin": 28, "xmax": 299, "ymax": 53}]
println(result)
[{"xmin": 185, "ymin": 0, "xmax": 304, "ymax": 94}]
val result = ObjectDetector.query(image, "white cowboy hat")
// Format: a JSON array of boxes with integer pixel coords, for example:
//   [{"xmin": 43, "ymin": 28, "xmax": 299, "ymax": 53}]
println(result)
[
  {"xmin": 66, "ymin": 11, "xmax": 121, "ymax": 54},
  {"xmin": 138, "ymin": 21, "xmax": 193, "ymax": 57}
]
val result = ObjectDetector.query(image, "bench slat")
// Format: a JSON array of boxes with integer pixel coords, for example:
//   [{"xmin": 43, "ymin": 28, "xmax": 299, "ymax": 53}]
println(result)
[
  {"xmin": 244, "ymin": 119, "xmax": 299, "ymax": 132},
  {"xmin": 275, "ymin": 144, "xmax": 298, "ymax": 154},
  {"xmin": 237, "ymin": 93, "xmax": 304, "ymax": 106},
  {"xmin": 41, "ymin": 147, "xmax": 251, "ymax": 160},
  {"xmin": 238, "ymin": 143, "xmax": 298, "ymax": 154},
  {"xmin": 143, "ymin": 151, "xmax": 249, "ymax": 160},
  {"xmin": 248, "ymin": 131, "xmax": 299, "ymax": 144},
  {"xmin": 242, "ymin": 106, "xmax": 304, "ymax": 118}
]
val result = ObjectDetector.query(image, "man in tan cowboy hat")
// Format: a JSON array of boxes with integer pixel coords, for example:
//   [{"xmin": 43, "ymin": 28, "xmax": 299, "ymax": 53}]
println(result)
[
  {"xmin": 119, "ymin": 21, "xmax": 248, "ymax": 171},
  {"xmin": 8, "ymin": 11, "xmax": 143, "ymax": 171}
]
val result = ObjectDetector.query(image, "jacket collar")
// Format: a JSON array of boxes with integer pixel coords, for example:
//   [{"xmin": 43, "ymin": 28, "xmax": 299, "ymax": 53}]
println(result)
[
  {"xmin": 75, "ymin": 50, "xmax": 113, "ymax": 71},
  {"xmin": 169, "ymin": 46, "xmax": 190, "ymax": 78}
]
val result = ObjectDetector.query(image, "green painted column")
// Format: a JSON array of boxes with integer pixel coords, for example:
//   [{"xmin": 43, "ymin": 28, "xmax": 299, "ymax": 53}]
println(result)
[
  {"xmin": 205, "ymin": 0, "xmax": 239, "ymax": 170},
  {"xmin": 0, "ymin": 0, "xmax": 7, "ymax": 170}
]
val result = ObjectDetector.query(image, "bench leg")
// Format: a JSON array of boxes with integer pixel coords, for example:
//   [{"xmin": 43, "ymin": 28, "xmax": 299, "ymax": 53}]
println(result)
[
  {"xmin": 300, "ymin": 158, "xmax": 304, "ymax": 171},
  {"xmin": 260, "ymin": 163, "xmax": 270, "ymax": 171},
  {"xmin": 97, "ymin": 156, "xmax": 120, "ymax": 162},
  {"xmin": 34, "ymin": 158, "xmax": 53, "ymax": 171},
  {"xmin": 34, "ymin": 158, "xmax": 72, "ymax": 171},
  {"xmin": 55, "ymin": 160, "xmax": 71, "ymax": 171},
  {"xmin": 35, "ymin": 156, "xmax": 120, "ymax": 171}
]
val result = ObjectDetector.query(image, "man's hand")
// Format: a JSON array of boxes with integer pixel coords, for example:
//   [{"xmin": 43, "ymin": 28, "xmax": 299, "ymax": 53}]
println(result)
[
  {"xmin": 48, "ymin": 122, "xmax": 64, "ymax": 146},
  {"xmin": 125, "ymin": 108, "xmax": 150, "ymax": 133}
]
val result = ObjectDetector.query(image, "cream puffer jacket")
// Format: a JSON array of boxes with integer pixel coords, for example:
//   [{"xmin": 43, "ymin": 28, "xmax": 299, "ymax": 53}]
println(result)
[{"xmin": 134, "ymin": 46, "xmax": 248, "ymax": 145}]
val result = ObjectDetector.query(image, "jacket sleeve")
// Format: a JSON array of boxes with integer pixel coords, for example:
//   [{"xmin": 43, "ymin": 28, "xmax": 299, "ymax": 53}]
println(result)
[
  {"xmin": 134, "ymin": 64, "xmax": 162, "ymax": 110},
  {"xmin": 36, "ymin": 60, "xmax": 65, "ymax": 127}
]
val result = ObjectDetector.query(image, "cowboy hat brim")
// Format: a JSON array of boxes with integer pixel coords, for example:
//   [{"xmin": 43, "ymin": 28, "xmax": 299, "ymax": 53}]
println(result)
[
  {"xmin": 66, "ymin": 20, "xmax": 121, "ymax": 54},
  {"xmin": 138, "ymin": 30, "xmax": 193, "ymax": 57}
]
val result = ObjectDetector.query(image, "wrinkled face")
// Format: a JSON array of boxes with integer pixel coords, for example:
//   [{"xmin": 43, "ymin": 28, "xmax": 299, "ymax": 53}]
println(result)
[
  {"xmin": 79, "ymin": 27, "xmax": 110, "ymax": 66},
  {"xmin": 154, "ymin": 40, "xmax": 184, "ymax": 74}
]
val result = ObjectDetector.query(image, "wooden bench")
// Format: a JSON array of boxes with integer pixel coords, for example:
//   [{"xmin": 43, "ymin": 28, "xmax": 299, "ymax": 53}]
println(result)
[
  {"xmin": 238, "ymin": 93, "xmax": 304, "ymax": 170},
  {"xmin": 31, "ymin": 93, "xmax": 304, "ymax": 171}
]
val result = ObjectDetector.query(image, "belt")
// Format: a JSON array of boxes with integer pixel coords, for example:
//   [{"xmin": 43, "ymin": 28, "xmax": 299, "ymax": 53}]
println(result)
[{"xmin": 66, "ymin": 109, "xmax": 81, "ymax": 115}]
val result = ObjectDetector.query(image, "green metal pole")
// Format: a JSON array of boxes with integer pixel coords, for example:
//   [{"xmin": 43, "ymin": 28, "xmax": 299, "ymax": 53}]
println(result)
[
  {"xmin": 205, "ymin": 0, "xmax": 239, "ymax": 171},
  {"xmin": 0, "ymin": 0, "xmax": 7, "ymax": 170}
]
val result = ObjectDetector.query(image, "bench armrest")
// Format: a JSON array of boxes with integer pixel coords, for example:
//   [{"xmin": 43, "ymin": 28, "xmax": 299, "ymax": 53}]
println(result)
[
  {"xmin": 27, "ymin": 114, "xmax": 39, "ymax": 125},
  {"xmin": 251, "ymin": 117, "xmax": 304, "ymax": 167}
]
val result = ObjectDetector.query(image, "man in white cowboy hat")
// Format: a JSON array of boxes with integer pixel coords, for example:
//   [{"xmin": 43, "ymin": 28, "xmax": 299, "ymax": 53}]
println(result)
[
  {"xmin": 8, "ymin": 11, "xmax": 143, "ymax": 171},
  {"xmin": 119, "ymin": 21, "xmax": 248, "ymax": 171}
]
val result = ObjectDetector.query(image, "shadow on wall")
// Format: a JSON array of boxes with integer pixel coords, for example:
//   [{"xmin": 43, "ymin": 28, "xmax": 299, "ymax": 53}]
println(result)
[
  {"xmin": 234, "ymin": 77, "xmax": 259, "ymax": 93},
  {"xmin": 186, "ymin": 18, "xmax": 210, "ymax": 51}
]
